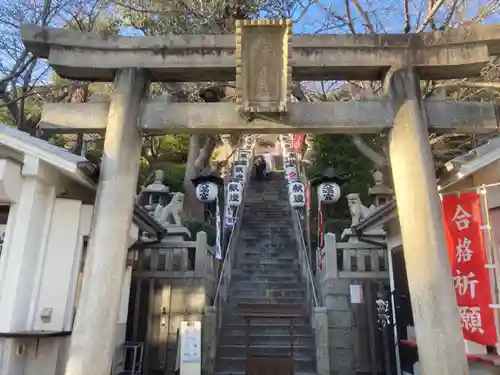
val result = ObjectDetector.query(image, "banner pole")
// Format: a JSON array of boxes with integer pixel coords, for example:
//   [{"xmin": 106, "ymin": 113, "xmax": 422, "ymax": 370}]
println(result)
[{"xmin": 480, "ymin": 186, "xmax": 500, "ymax": 352}]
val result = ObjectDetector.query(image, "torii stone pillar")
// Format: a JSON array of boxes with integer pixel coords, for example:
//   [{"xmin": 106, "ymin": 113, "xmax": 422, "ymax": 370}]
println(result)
[
  {"xmin": 386, "ymin": 66, "xmax": 467, "ymax": 375},
  {"xmin": 64, "ymin": 69, "xmax": 148, "ymax": 375}
]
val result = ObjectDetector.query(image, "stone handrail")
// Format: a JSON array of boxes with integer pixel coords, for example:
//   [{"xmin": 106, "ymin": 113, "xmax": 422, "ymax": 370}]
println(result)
[
  {"xmin": 317, "ymin": 233, "xmax": 389, "ymax": 280},
  {"xmin": 291, "ymin": 208, "xmax": 319, "ymax": 312},
  {"xmin": 128, "ymin": 231, "xmax": 215, "ymax": 278},
  {"xmin": 202, "ymin": 154, "xmax": 254, "ymax": 374}
]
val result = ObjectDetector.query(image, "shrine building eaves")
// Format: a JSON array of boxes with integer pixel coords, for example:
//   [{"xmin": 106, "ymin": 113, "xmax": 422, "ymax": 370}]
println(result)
[
  {"xmin": 21, "ymin": 23, "xmax": 500, "ymax": 82},
  {"xmin": 0, "ymin": 123, "xmax": 166, "ymax": 237},
  {"xmin": 438, "ymin": 136, "xmax": 500, "ymax": 191},
  {"xmin": 355, "ymin": 136, "xmax": 500, "ymax": 232}
]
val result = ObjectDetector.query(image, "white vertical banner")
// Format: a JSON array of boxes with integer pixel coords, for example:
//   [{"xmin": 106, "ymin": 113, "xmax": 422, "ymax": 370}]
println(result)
[{"xmin": 215, "ymin": 196, "xmax": 222, "ymax": 260}]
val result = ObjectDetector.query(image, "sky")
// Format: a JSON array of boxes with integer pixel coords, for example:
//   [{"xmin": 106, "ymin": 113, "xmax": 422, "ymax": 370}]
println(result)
[
  {"xmin": 2, "ymin": 0, "xmax": 500, "ymax": 86},
  {"xmin": 116, "ymin": 0, "xmax": 500, "ymax": 37}
]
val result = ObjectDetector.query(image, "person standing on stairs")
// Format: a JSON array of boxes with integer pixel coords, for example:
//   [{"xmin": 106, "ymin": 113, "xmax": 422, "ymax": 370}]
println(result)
[
  {"xmin": 263, "ymin": 152, "xmax": 275, "ymax": 175},
  {"xmin": 255, "ymin": 156, "xmax": 267, "ymax": 180}
]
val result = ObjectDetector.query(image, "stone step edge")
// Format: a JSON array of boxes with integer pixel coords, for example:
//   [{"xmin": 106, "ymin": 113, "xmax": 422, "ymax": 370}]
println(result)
[
  {"xmin": 217, "ymin": 356, "xmax": 316, "ymax": 361},
  {"xmin": 218, "ymin": 344, "xmax": 312, "ymax": 349},
  {"xmin": 222, "ymin": 334, "xmax": 314, "ymax": 339}
]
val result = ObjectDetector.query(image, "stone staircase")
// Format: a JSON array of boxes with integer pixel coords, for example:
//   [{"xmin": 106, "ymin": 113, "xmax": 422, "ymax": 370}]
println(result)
[{"xmin": 213, "ymin": 172, "xmax": 317, "ymax": 375}]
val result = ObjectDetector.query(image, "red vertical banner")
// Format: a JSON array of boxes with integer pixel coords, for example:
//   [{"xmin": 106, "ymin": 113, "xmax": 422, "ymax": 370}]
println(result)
[
  {"xmin": 317, "ymin": 200, "xmax": 324, "ymax": 270},
  {"xmin": 442, "ymin": 192, "xmax": 497, "ymax": 346},
  {"xmin": 293, "ymin": 134, "xmax": 305, "ymax": 153},
  {"xmin": 306, "ymin": 182, "xmax": 311, "ymax": 210}
]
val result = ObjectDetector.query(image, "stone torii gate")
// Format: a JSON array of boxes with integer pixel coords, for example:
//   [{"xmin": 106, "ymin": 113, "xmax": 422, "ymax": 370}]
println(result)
[{"xmin": 21, "ymin": 20, "xmax": 500, "ymax": 375}]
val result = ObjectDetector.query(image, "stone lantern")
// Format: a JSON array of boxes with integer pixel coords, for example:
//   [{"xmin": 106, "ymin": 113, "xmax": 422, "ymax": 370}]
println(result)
[
  {"xmin": 368, "ymin": 170, "xmax": 393, "ymax": 207},
  {"xmin": 142, "ymin": 170, "xmax": 170, "ymax": 211}
]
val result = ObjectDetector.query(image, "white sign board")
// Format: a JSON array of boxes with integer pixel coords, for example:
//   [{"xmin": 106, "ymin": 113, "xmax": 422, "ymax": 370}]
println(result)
[
  {"xmin": 180, "ymin": 320, "xmax": 201, "ymax": 364},
  {"xmin": 350, "ymin": 284, "xmax": 364, "ymax": 304}
]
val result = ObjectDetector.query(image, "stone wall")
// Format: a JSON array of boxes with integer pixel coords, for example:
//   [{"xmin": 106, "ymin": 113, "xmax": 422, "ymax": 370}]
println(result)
[
  {"xmin": 319, "ymin": 276, "xmax": 389, "ymax": 375},
  {"xmin": 319, "ymin": 278, "xmax": 355, "ymax": 374}
]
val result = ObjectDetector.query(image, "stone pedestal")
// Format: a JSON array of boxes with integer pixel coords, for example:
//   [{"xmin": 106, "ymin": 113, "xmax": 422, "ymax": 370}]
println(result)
[
  {"xmin": 64, "ymin": 69, "xmax": 148, "ymax": 375},
  {"xmin": 313, "ymin": 307, "xmax": 330, "ymax": 375},
  {"xmin": 202, "ymin": 306, "xmax": 217, "ymax": 375},
  {"xmin": 386, "ymin": 66, "xmax": 468, "ymax": 375}
]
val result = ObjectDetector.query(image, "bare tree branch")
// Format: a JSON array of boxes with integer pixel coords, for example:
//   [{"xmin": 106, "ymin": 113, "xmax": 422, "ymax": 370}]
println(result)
[{"xmin": 416, "ymin": 0, "xmax": 446, "ymax": 32}]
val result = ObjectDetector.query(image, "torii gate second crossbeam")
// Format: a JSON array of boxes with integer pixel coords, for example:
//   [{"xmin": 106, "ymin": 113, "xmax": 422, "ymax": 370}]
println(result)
[{"xmin": 20, "ymin": 19, "xmax": 500, "ymax": 375}]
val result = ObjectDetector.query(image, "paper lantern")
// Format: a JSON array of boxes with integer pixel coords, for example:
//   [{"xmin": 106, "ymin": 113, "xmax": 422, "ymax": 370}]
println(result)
[
  {"xmin": 226, "ymin": 182, "xmax": 243, "ymax": 205},
  {"xmin": 233, "ymin": 164, "xmax": 247, "ymax": 181},
  {"xmin": 224, "ymin": 201, "xmax": 240, "ymax": 228},
  {"xmin": 284, "ymin": 151, "xmax": 298, "ymax": 166},
  {"xmin": 237, "ymin": 151, "xmax": 252, "ymax": 167},
  {"xmin": 285, "ymin": 165, "xmax": 298, "ymax": 181},
  {"xmin": 318, "ymin": 182, "xmax": 341, "ymax": 204},
  {"xmin": 195, "ymin": 182, "xmax": 218, "ymax": 203},
  {"xmin": 287, "ymin": 152, "xmax": 298, "ymax": 162},
  {"xmin": 288, "ymin": 181, "xmax": 306, "ymax": 208}
]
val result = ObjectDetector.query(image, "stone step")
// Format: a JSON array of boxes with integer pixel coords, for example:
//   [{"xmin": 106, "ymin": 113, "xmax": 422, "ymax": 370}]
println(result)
[
  {"xmin": 217, "ymin": 344, "xmax": 316, "ymax": 358},
  {"xmin": 244, "ymin": 203, "xmax": 288, "ymax": 207},
  {"xmin": 223, "ymin": 315, "xmax": 310, "ymax": 325},
  {"xmin": 240, "ymin": 223, "xmax": 293, "ymax": 228},
  {"xmin": 219, "ymin": 332, "xmax": 314, "ymax": 346},
  {"xmin": 223, "ymin": 323, "xmax": 312, "ymax": 336},
  {"xmin": 240, "ymin": 228, "xmax": 294, "ymax": 233},
  {"xmin": 236, "ymin": 259, "xmax": 299, "ymax": 266},
  {"xmin": 237, "ymin": 255, "xmax": 297, "ymax": 263},
  {"xmin": 229, "ymin": 296, "xmax": 305, "ymax": 305},
  {"xmin": 238, "ymin": 238, "xmax": 295, "ymax": 244},
  {"xmin": 232, "ymin": 269, "xmax": 301, "ymax": 278},
  {"xmin": 214, "ymin": 371, "xmax": 316, "ymax": 375},
  {"xmin": 238, "ymin": 250, "xmax": 297, "ymax": 256},
  {"xmin": 244, "ymin": 207, "xmax": 289, "ymax": 211},
  {"xmin": 230, "ymin": 280, "xmax": 304, "ymax": 289},
  {"xmin": 239, "ymin": 249, "xmax": 297, "ymax": 256},
  {"xmin": 238, "ymin": 244, "xmax": 297, "ymax": 251},
  {"xmin": 230, "ymin": 288, "xmax": 306, "ymax": 299},
  {"xmin": 215, "ymin": 357, "xmax": 316, "ymax": 373},
  {"xmin": 236, "ymin": 263, "xmax": 300, "ymax": 272},
  {"xmin": 232, "ymin": 274, "xmax": 301, "ymax": 283}
]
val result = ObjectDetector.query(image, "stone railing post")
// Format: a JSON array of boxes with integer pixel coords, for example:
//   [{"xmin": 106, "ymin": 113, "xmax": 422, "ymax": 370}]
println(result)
[
  {"xmin": 195, "ymin": 231, "xmax": 208, "ymax": 277},
  {"xmin": 321, "ymin": 233, "xmax": 338, "ymax": 280},
  {"xmin": 202, "ymin": 306, "xmax": 217, "ymax": 375},
  {"xmin": 313, "ymin": 307, "xmax": 330, "ymax": 375}
]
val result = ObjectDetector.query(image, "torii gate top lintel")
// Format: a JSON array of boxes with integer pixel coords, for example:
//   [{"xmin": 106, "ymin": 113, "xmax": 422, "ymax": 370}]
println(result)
[
  {"xmin": 21, "ymin": 22, "xmax": 500, "ymax": 82},
  {"xmin": 20, "ymin": 20, "xmax": 500, "ymax": 135}
]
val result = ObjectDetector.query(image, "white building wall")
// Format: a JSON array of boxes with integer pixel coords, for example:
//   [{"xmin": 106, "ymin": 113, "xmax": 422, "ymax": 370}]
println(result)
[{"xmin": 0, "ymin": 158, "xmax": 137, "ymax": 375}]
